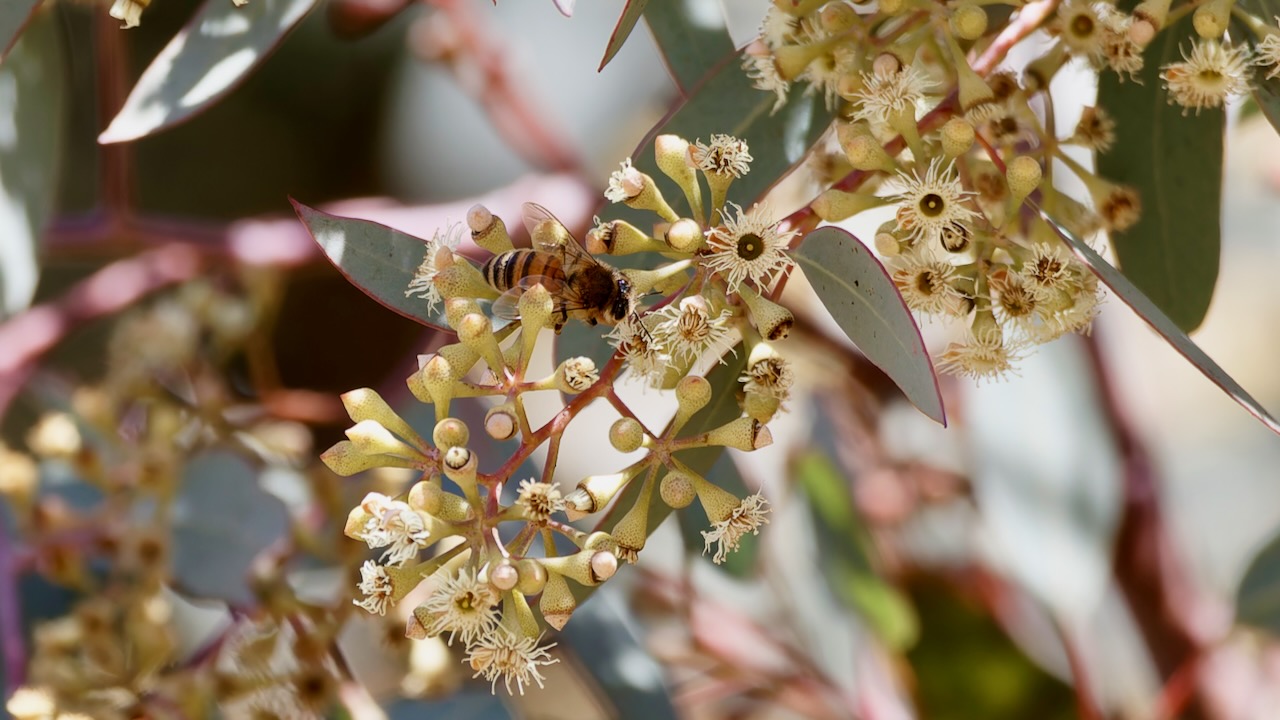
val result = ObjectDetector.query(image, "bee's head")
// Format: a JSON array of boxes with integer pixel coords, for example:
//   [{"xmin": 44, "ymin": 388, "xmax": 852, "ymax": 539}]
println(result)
[{"xmin": 609, "ymin": 277, "xmax": 634, "ymax": 324}]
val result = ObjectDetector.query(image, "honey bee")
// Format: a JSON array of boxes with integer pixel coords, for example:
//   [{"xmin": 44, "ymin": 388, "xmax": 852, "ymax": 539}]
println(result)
[{"xmin": 482, "ymin": 203, "xmax": 637, "ymax": 332}]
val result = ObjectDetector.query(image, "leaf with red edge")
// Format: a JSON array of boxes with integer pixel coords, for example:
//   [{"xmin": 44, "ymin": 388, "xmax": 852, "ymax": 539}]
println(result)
[
  {"xmin": 794, "ymin": 226, "xmax": 945, "ymax": 425},
  {"xmin": 291, "ymin": 199, "xmax": 450, "ymax": 331},
  {"xmin": 598, "ymin": 0, "xmax": 649, "ymax": 73},
  {"xmin": 1036, "ymin": 206, "xmax": 1280, "ymax": 436},
  {"xmin": 1, "ymin": 0, "xmax": 41, "ymax": 62},
  {"xmin": 99, "ymin": 0, "xmax": 317, "ymax": 144},
  {"xmin": 642, "ymin": 1, "xmax": 734, "ymax": 95}
]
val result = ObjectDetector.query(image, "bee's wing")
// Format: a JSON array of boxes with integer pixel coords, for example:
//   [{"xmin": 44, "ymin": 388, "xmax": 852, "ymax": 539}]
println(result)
[
  {"xmin": 522, "ymin": 202, "xmax": 596, "ymax": 266},
  {"xmin": 490, "ymin": 273, "xmax": 604, "ymax": 322}
]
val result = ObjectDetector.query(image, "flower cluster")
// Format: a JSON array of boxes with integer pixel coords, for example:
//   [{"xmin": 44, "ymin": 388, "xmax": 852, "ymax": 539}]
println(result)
[
  {"xmin": 1, "ymin": 282, "xmax": 340, "ymax": 720},
  {"xmin": 334, "ymin": 140, "xmax": 795, "ymax": 692},
  {"xmin": 739, "ymin": 0, "xmax": 1280, "ymax": 380}
]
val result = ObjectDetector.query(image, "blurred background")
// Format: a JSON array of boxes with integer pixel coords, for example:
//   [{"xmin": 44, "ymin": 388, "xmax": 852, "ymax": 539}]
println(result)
[{"xmin": 3, "ymin": 0, "xmax": 1280, "ymax": 718}]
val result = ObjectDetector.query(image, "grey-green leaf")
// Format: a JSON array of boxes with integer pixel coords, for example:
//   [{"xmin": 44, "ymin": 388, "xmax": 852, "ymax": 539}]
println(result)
[
  {"xmin": 291, "ymin": 199, "xmax": 449, "ymax": 330},
  {"xmin": 1236, "ymin": 526, "xmax": 1280, "ymax": 634},
  {"xmin": 0, "ymin": 12, "xmax": 63, "ymax": 320},
  {"xmin": 794, "ymin": 226, "xmax": 945, "ymax": 425},
  {"xmin": 1, "ymin": 0, "xmax": 41, "ymax": 61},
  {"xmin": 598, "ymin": 0, "xmax": 650, "ymax": 74},
  {"xmin": 1095, "ymin": 17, "xmax": 1223, "ymax": 332},
  {"xmin": 1037, "ymin": 208, "xmax": 1280, "ymax": 436},
  {"xmin": 642, "ymin": 1, "xmax": 734, "ymax": 95},
  {"xmin": 99, "ymin": 0, "xmax": 318, "ymax": 143},
  {"xmin": 171, "ymin": 451, "xmax": 290, "ymax": 605}
]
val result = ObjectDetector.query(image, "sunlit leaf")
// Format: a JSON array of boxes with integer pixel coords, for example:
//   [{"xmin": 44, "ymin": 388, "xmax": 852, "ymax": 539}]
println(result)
[
  {"xmin": 1037, "ymin": 207, "xmax": 1280, "ymax": 436},
  {"xmin": 171, "ymin": 451, "xmax": 290, "ymax": 605},
  {"xmin": 794, "ymin": 226, "xmax": 945, "ymax": 425},
  {"xmin": 0, "ymin": 11, "xmax": 62, "ymax": 320},
  {"xmin": 99, "ymin": 0, "xmax": 318, "ymax": 144},
  {"xmin": 0, "ymin": 0, "xmax": 41, "ymax": 61},
  {"xmin": 598, "ymin": 0, "xmax": 649, "ymax": 73},
  {"xmin": 1095, "ymin": 16, "xmax": 1222, "ymax": 332},
  {"xmin": 631, "ymin": 52, "xmax": 834, "ymax": 213},
  {"xmin": 1236, "ymin": 526, "xmax": 1280, "ymax": 634},
  {"xmin": 794, "ymin": 451, "xmax": 919, "ymax": 650},
  {"xmin": 291, "ymin": 199, "xmax": 450, "ymax": 330},
  {"xmin": 642, "ymin": 1, "xmax": 733, "ymax": 95}
]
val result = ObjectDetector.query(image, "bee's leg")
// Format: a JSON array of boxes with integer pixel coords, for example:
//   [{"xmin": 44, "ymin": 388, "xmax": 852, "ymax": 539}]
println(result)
[
  {"xmin": 554, "ymin": 320, "xmax": 565, "ymax": 335},
  {"xmin": 588, "ymin": 318, "xmax": 598, "ymax": 326}
]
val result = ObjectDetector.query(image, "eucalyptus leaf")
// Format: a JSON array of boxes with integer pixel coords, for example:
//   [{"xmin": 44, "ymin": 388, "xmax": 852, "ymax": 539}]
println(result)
[
  {"xmin": 794, "ymin": 226, "xmax": 945, "ymax": 425},
  {"xmin": 642, "ymin": 1, "xmax": 734, "ymax": 95},
  {"xmin": 171, "ymin": 451, "xmax": 290, "ymax": 605},
  {"xmin": 598, "ymin": 0, "xmax": 649, "ymax": 74},
  {"xmin": 99, "ymin": 0, "xmax": 318, "ymax": 144},
  {"xmin": 0, "ymin": 0, "xmax": 41, "ymax": 61},
  {"xmin": 1037, "ymin": 208, "xmax": 1280, "ymax": 436},
  {"xmin": 1236, "ymin": 526, "xmax": 1280, "ymax": 634},
  {"xmin": 0, "ymin": 12, "xmax": 62, "ymax": 320},
  {"xmin": 291, "ymin": 199, "xmax": 450, "ymax": 330},
  {"xmin": 630, "ymin": 51, "xmax": 834, "ymax": 213},
  {"xmin": 1095, "ymin": 16, "xmax": 1223, "ymax": 332},
  {"xmin": 793, "ymin": 451, "xmax": 918, "ymax": 650},
  {"xmin": 557, "ymin": 587, "xmax": 678, "ymax": 719}
]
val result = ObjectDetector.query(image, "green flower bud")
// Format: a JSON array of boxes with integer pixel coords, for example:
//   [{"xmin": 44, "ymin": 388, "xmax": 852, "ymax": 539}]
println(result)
[
  {"xmin": 468, "ymin": 204, "xmax": 513, "ymax": 254},
  {"xmin": 609, "ymin": 417, "xmax": 645, "ymax": 453},
  {"xmin": 538, "ymin": 571, "xmax": 576, "ymax": 631},
  {"xmin": 433, "ymin": 417, "xmax": 469, "ymax": 450}
]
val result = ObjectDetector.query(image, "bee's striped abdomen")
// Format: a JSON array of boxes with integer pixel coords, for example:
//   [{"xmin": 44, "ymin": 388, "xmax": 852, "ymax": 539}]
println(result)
[{"xmin": 482, "ymin": 250, "xmax": 566, "ymax": 292}]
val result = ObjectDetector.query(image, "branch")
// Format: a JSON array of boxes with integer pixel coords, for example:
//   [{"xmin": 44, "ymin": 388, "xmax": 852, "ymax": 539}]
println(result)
[
  {"xmin": 0, "ymin": 244, "xmax": 206, "ymax": 416},
  {"xmin": 416, "ymin": 0, "xmax": 586, "ymax": 174}
]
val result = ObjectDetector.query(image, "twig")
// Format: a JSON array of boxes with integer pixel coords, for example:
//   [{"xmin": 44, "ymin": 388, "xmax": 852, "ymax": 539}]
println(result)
[
  {"xmin": 94, "ymin": 12, "xmax": 135, "ymax": 216},
  {"xmin": 0, "ymin": 512, "xmax": 26, "ymax": 694}
]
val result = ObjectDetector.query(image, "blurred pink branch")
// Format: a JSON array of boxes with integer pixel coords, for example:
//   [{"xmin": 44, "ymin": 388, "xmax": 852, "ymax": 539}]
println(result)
[
  {"xmin": 0, "ymin": 244, "xmax": 205, "ymax": 416},
  {"xmin": 414, "ymin": 0, "xmax": 586, "ymax": 174},
  {"xmin": 1084, "ymin": 331, "xmax": 1218, "ymax": 719},
  {"xmin": 0, "ymin": 513, "xmax": 25, "ymax": 694}
]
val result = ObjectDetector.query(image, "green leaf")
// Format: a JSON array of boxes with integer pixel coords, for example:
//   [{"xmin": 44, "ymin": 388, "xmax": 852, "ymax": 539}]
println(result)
[
  {"xmin": 1236, "ymin": 526, "xmax": 1280, "ymax": 634},
  {"xmin": 793, "ymin": 451, "xmax": 918, "ymax": 650},
  {"xmin": 631, "ymin": 52, "xmax": 834, "ymax": 212},
  {"xmin": 99, "ymin": 0, "xmax": 318, "ymax": 144},
  {"xmin": 793, "ymin": 226, "xmax": 945, "ymax": 425},
  {"xmin": 598, "ymin": 0, "xmax": 650, "ymax": 74},
  {"xmin": 0, "ymin": 0, "xmax": 41, "ymax": 61},
  {"xmin": 291, "ymin": 199, "xmax": 449, "ymax": 330},
  {"xmin": 0, "ymin": 11, "xmax": 62, "ymax": 320},
  {"xmin": 642, "ymin": 1, "xmax": 734, "ymax": 95},
  {"xmin": 171, "ymin": 451, "xmax": 290, "ymax": 605},
  {"xmin": 1037, "ymin": 207, "xmax": 1280, "ymax": 436},
  {"xmin": 1095, "ymin": 17, "xmax": 1223, "ymax": 332}
]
